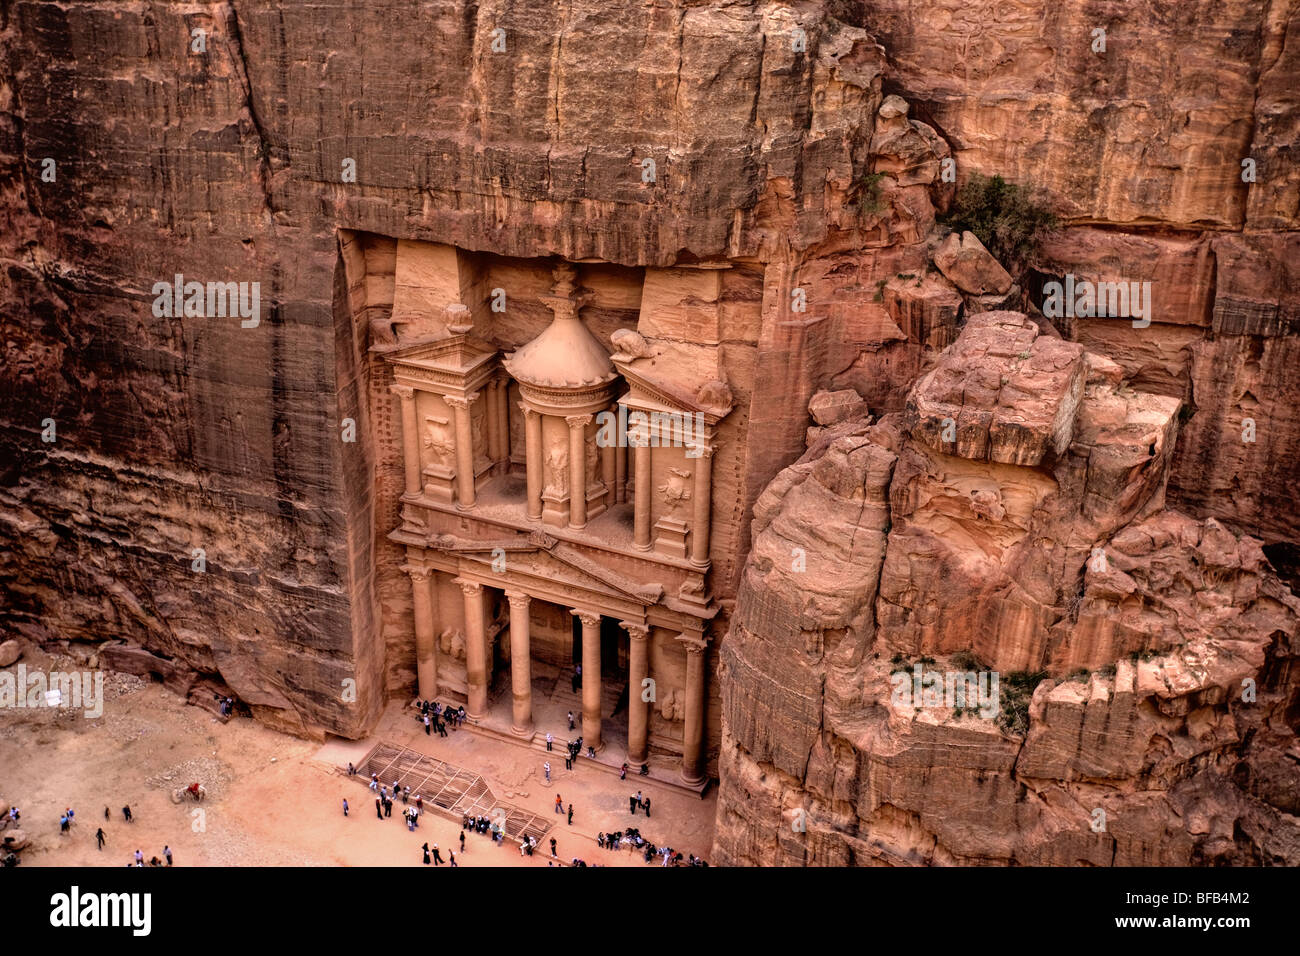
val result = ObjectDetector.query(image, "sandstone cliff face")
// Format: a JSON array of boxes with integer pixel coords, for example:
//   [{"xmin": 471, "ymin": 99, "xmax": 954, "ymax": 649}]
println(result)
[
  {"xmin": 715, "ymin": 312, "xmax": 1300, "ymax": 865},
  {"xmin": 0, "ymin": 0, "xmax": 1295, "ymax": 821},
  {"xmin": 0, "ymin": 1, "xmax": 953, "ymax": 738}
]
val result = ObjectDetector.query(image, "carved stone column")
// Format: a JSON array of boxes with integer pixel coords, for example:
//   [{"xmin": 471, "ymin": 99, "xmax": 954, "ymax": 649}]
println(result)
[
  {"xmin": 633, "ymin": 432, "xmax": 652, "ymax": 550},
  {"xmin": 494, "ymin": 378, "xmax": 510, "ymax": 473},
  {"xmin": 409, "ymin": 567, "xmax": 438, "ymax": 701},
  {"xmin": 446, "ymin": 394, "xmax": 478, "ymax": 510},
  {"xmin": 457, "ymin": 579, "xmax": 487, "ymax": 719},
  {"xmin": 523, "ymin": 404, "xmax": 543, "ymax": 519},
  {"xmin": 622, "ymin": 622, "xmax": 651, "ymax": 764},
  {"xmin": 485, "ymin": 380, "xmax": 502, "ymax": 472},
  {"xmin": 574, "ymin": 610, "xmax": 602, "ymax": 751},
  {"xmin": 504, "ymin": 590, "xmax": 534, "ymax": 737},
  {"xmin": 689, "ymin": 442, "xmax": 715, "ymax": 567},
  {"xmin": 678, "ymin": 632, "xmax": 708, "ymax": 785},
  {"xmin": 392, "ymin": 384, "xmax": 421, "ymax": 497},
  {"xmin": 566, "ymin": 414, "xmax": 592, "ymax": 529}
]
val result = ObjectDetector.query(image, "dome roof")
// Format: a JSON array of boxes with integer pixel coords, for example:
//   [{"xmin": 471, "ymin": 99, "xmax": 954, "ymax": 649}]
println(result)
[{"xmin": 504, "ymin": 309, "xmax": 616, "ymax": 389}]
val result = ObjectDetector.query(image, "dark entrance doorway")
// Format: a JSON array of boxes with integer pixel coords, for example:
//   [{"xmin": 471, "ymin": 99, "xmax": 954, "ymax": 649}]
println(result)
[{"xmin": 570, "ymin": 614, "xmax": 628, "ymax": 678}]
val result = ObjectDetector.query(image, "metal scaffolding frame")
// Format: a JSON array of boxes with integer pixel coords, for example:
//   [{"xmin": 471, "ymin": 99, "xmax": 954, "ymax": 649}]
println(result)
[{"xmin": 356, "ymin": 742, "xmax": 551, "ymax": 843}]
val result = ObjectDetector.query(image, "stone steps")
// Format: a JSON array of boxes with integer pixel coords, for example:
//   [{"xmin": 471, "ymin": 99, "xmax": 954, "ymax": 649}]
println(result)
[{"xmin": 463, "ymin": 716, "xmax": 709, "ymax": 799}]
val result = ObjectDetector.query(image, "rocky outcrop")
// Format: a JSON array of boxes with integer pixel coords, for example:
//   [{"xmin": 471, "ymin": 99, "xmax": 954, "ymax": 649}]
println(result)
[
  {"xmin": 716, "ymin": 311, "xmax": 1300, "ymax": 866},
  {"xmin": 933, "ymin": 232, "xmax": 1012, "ymax": 296}
]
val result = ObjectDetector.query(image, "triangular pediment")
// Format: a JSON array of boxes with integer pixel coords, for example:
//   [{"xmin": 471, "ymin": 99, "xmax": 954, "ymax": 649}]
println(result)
[
  {"xmin": 384, "ymin": 334, "xmax": 498, "ymax": 373},
  {"xmin": 432, "ymin": 534, "xmax": 662, "ymax": 606},
  {"xmin": 613, "ymin": 359, "xmax": 734, "ymax": 423}
]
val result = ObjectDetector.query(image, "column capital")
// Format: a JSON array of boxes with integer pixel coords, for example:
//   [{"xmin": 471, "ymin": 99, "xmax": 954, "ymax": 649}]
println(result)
[
  {"xmin": 620, "ymin": 621, "xmax": 650, "ymax": 641},
  {"xmin": 676, "ymin": 632, "xmax": 709, "ymax": 654},
  {"xmin": 518, "ymin": 401, "xmax": 539, "ymax": 420},
  {"xmin": 391, "ymin": 383, "xmax": 415, "ymax": 400},
  {"xmin": 504, "ymin": 590, "xmax": 531, "ymax": 609},
  {"xmin": 565, "ymin": 413, "xmax": 593, "ymax": 428},
  {"xmin": 571, "ymin": 609, "xmax": 601, "ymax": 628},
  {"xmin": 445, "ymin": 393, "xmax": 478, "ymax": 410},
  {"xmin": 453, "ymin": 578, "xmax": 482, "ymax": 596},
  {"xmin": 405, "ymin": 566, "xmax": 430, "ymax": 584}
]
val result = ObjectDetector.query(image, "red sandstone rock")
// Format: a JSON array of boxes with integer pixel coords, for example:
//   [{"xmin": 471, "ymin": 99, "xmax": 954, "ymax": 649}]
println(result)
[
  {"xmin": 932, "ymin": 231, "xmax": 1013, "ymax": 296},
  {"xmin": 716, "ymin": 311, "xmax": 1300, "ymax": 866}
]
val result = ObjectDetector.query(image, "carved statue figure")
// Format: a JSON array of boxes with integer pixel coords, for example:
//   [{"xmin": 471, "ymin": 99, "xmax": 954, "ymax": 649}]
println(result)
[
  {"xmin": 611, "ymin": 328, "xmax": 650, "ymax": 359},
  {"xmin": 585, "ymin": 430, "xmax": 599, "ymax": 488},
  {"xmin": 423, "ymin": 418, "xmax": 454, "ymax": 465},
  {"xmin": 659, "ymin": 687, "xmax": 684, "ymax": 721},
  {"xmin": 657, "ymin": 467, "xmax": 693, "ymax": 514},
  {"xmin": 544, "ymin": 444, "xmax": 569, "ymax": 496}
]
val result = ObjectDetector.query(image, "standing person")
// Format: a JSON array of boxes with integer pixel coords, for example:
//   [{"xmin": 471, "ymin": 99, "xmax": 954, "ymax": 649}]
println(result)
[
  {"xmin": 459, "ymin": 831, "xmax": 465, "ymax": 853},
  {"xmin": 630, "ymin": 792, "xmax": 640, "ymax": 814},
  {"xmin": 370, "ymin": 773, "xmax": 379, "ymax": 791},
  {"xmin": 549, "ymin": 837, "xmax": 557, "ymax": 858},
  {"xmin": 66, "ymin": 808, "xmax": 75, "ymax": 828},
  {"xmin": 432, "ymin": 843, "xmax": 444, "ymax": 865},
  {"xmin": 411, "ymin": 805, "xmax": 419, "ymax": 829},
  {"xmin": 643, "ymin": 796, "xmax": 651, "ymax": 818},
  {"xmin": 438, "ymin": 717, "xmax": 448, "ymax": 738},
  {"xmin": 544, "ymin": 761, "xmax": 551, "ymax": 783},
  {"xmin": 545, "ymin": 732, "xmax": 553, "ymax": 751},
  {"xmin": 60, "ymin": 813, "xmax": 69, "ymax": 835},
  {"xmin": 122, "ymin": 805, "xmax": 132, "ymax": 823},
  {"xmin": 375, "ymin": 797, "xmax": 383, "ymax": 820},
  {"xmin": 564, "ymin": 752, "xmax": 572, "ymax": 771},
  {"xmin": 422, "ymin": 843, "xmax": 430, "ymax": 865},
  {"xmin": 342, "ymin": 798, "xmax": 349, "ymax": 817},
  {"xmin": 567, "ymin": 804, "xmax": 573, "ymax": 826},
  {"xmin": 134, "ymin": 849, "xmax": 143, "ymax": 865},
  {"xmin": 554, "ymin": 794, "xmax": 563, "ymax": 814},
  {"xmin": 384, "ymin": 797, "xmax": 392, "ymax": 818},
  {"xmin": 95, "ymin": 828, "xmax": 106, "ymax": 850},
  {"xmin": 449, "ymin": 850, "xmax": 458, "ymax": 867},
  {"xmin": 104, "ymin": 806, "xmax": 110, "ymax": 821},
  {"xmin": 424, "ymin": 713, "xmax": 431, "ymax": 735},
  {"xmin": 567, "ymin": 711, "xmax": 575, "ymax": 730},
  {"xmin": 415, "ymin": 794, "xmax": 423, "ymax": 815},
  {"xmin": 164, "ymin": 846, "xmax": 173, "ymax": 866}
]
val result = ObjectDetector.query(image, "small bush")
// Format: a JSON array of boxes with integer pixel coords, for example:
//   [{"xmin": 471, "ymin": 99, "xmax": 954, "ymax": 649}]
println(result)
[
  {"xmin": 856, "ymin": 171, "xmax": 886, "ymax": 216},
  {"xmin": 995, "ymin": 669, "xmax": 1048, "ymax": 736},
  {"xmin": 940, "ymin": 173, "xmax": 1057, "ymax": 275}
]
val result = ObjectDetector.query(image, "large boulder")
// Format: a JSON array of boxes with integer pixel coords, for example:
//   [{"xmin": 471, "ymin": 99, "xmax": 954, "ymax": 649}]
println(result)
[
  {"xmin": 808, "ymin": 388, "xmax": 868, "ymax": 426},
  {"xmin": 933, "ymin": 231, "xmax": 1014, "ymax": 295},
  {"xmin": 0, "ymin": 641, "xmax": 20, "ymax": 667}
]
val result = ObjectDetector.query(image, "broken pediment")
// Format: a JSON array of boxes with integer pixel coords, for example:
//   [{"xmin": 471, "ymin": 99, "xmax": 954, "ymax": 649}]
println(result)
[{"xmin": 433, "ymin": 534, "xmax": 664, "ymax": 607}]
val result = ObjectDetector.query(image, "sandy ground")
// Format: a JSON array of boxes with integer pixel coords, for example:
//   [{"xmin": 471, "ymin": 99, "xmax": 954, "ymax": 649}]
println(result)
[{"xmin": 0, "ymin": 647, "xmax": 716, "ymax": 868}]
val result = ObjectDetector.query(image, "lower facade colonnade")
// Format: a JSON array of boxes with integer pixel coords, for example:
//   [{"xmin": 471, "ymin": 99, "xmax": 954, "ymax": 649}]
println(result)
[{"xmin": 404, "ymin": 565, "xmax": 710, "ymax": 783}]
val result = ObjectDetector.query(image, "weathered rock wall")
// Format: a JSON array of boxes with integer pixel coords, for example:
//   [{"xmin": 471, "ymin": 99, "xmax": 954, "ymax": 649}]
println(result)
[
  {"xmin": 715, "ymin": 312, "xmax": 1300, "ymax": 866},
  {"xmin": 0, "ymin": 1, "xmax": 947, "ymax": 736}
]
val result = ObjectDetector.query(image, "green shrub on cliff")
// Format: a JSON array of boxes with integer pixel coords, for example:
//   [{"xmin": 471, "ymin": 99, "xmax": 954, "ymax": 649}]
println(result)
[
  {"xmin": 996, "ymin": 669, "xmax": 1048, "ymax": 735},
  {"xmin": 940, "ymin": 173, "xmax": 1057, "ymax": 274}
]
